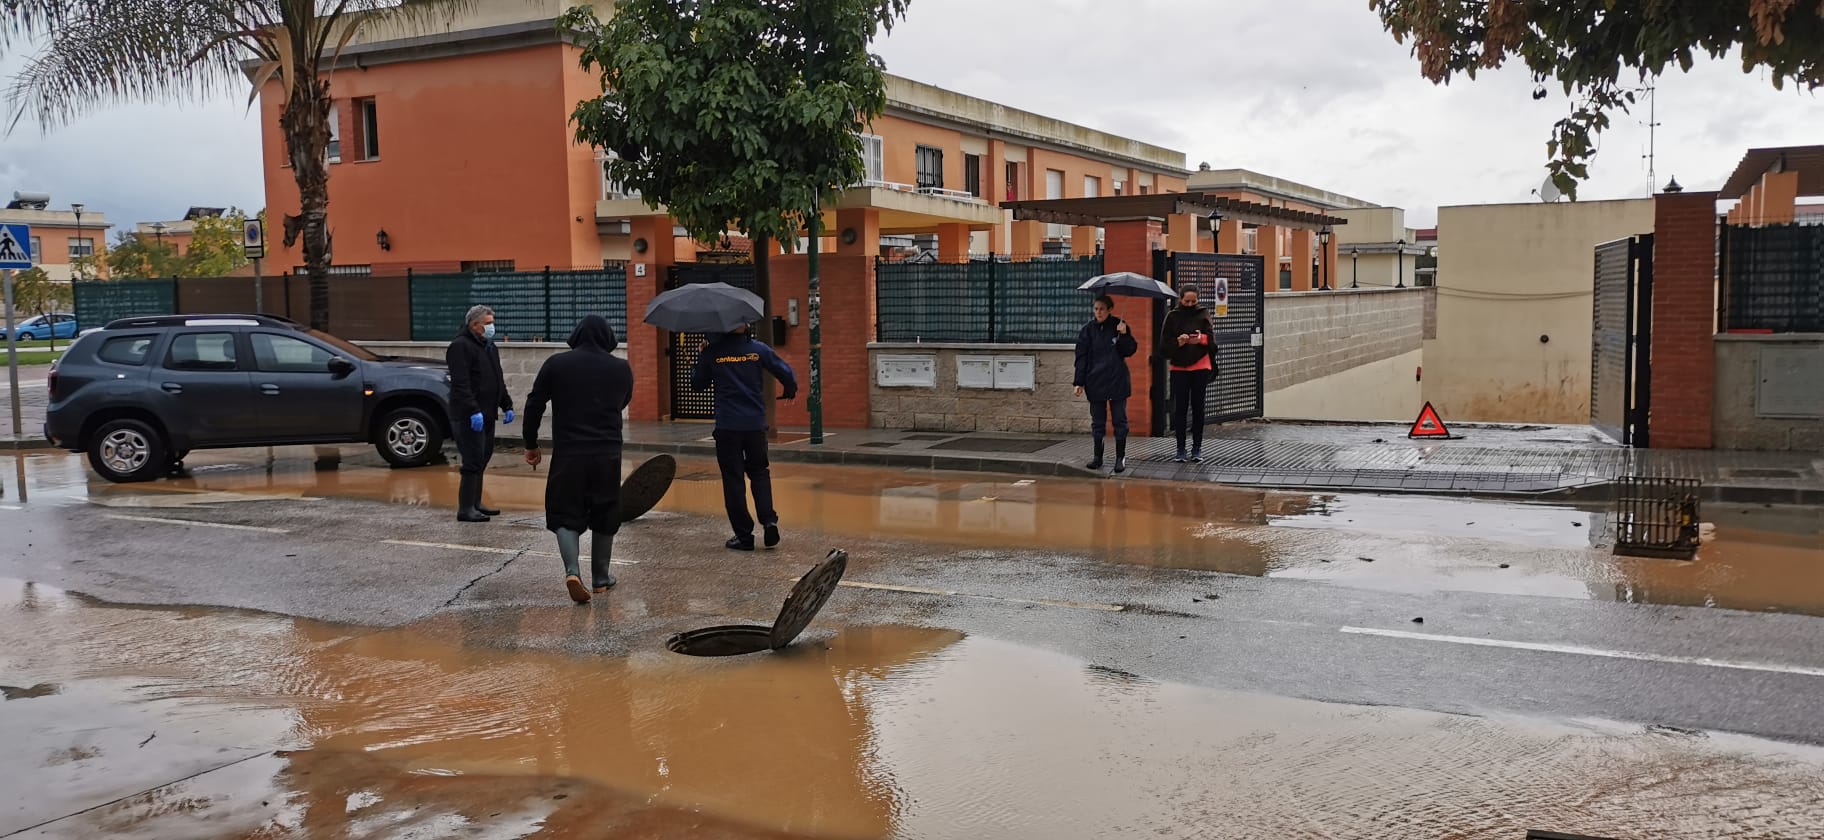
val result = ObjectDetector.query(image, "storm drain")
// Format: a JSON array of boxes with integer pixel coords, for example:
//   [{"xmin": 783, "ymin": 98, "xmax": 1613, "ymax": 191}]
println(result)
[
  {"xmin": 666, "ymin": 549, "xmax": 849, "ymax": 657},
  {"xmin": 1612, "ymin": 476, "xmax": 1701, "ymax": 560}
]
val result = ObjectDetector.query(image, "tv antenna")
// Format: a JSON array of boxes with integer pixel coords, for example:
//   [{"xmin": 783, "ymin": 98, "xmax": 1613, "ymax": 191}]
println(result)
[{"xmin": 1641, "ymin": 80, "xmax": 1660, "ymax": 197}]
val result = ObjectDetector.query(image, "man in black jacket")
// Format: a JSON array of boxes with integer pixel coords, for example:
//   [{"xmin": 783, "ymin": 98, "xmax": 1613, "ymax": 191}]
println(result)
[
  {"xmin": 522, "ymin": 314, "xmax": 633, "ymax": 604},
  {"xmin": 692, "ymin": 324, "xmax": 797, "ymax": 551},
  {"xmin": 446, "ymin": 305, "xmax": 514, "ymax": 523}
]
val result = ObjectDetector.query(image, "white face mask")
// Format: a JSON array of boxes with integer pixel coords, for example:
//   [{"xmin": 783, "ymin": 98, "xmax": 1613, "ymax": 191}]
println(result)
[{"xmin": 482, "ymin": 323, "xmax": 496, "ymax": 340}]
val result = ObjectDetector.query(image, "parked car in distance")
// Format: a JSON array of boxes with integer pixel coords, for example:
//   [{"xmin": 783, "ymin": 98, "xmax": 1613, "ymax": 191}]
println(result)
[
  {"xmin": 3, "ymin": 313, "xmax": 78, "ymax": 341},
  {"xmin": 45, "ymin": 314, "xmax": 453, "ymax": 482}
]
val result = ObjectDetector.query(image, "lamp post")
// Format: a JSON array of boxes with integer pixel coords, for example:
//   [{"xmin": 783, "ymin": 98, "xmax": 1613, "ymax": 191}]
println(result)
[
  {"xmin": 1318, "ymin": 225, "xmax": 1332, "ymax": 290},
  {"xmin": 1396, "ymin": 238, "xmax": 1407, "ymax": 289},
  {"xmin": 1350, "ymin": 246, "xmax": 1359, "ymax": 289},
  {"xmin": 71, "ymin": 203, "xmax": 85, "ymax": 278},
  {"xmin": 151, "ymin": 221, "xmax": 167, "ymax": 246}
]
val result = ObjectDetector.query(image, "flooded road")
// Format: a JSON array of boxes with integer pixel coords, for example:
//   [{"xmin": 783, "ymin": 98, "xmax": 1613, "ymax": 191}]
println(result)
[
  {"xmin": 10, "ymin": 448, "xmax": 1822, "ymax": 617},
  {"xmin": 6, "ymin": 578, "xmax": 1824, "ymax": 839}
]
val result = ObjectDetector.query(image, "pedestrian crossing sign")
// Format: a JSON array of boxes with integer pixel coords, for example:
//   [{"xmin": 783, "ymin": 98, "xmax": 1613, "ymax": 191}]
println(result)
[{"xmin": 0, "ymin": 224, "xmax": 33, "ymax": 269}]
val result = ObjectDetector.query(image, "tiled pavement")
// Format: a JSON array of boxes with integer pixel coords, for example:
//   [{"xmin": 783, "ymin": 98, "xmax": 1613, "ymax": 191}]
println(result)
[{"xmin": 623, "ymin": 419, "xmax": 1824, "ymax": 504}]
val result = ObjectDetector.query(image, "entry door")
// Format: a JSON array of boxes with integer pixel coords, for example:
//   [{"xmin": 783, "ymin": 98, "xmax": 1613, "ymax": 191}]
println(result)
[
  {"xmin": 248, "ymin": 331, "xmax": 365, "ymax": 440},
  {"xmin": 1158, "ymin": 252, "xmax": 1267, "ymax": 432},
  {"xmin": 154, "ymin": 331, "xmax": 262, "ymax": 445},
  {"xmin": 666, "ymin": 264, "xmax": 757, "ymax": 421}
]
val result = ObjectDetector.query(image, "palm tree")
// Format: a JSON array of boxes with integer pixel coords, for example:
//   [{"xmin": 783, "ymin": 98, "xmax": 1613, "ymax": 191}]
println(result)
[{"xmin": 2, "ymin": 1, "xmax": 483, "ymax": 329}]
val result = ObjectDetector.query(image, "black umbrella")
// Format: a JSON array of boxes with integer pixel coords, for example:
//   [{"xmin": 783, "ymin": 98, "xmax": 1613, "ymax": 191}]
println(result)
[
  {"xmin": 643, "ymin": 282, "xmax": 765, "ymax": 333},
  {"xmin": 1079, "ymin": 271, "xmax": 1175, "ymax": 299}
]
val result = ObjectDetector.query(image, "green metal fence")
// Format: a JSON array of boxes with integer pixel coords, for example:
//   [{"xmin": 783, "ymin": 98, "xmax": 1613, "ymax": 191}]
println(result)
[
  {"xmin": 874, "ymin": 256, "xmax": 1103, "ymax": 343},
  {"xmin": 409, "ymin": 266, "xmax": 628, "ymax": 342},
  {"xmin": 73, "ymin": 279, "xmax": 178, "ymax": 327}
]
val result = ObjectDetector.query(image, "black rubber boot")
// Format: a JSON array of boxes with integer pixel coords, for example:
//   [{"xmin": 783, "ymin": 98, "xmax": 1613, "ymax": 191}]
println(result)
[
  {"xmin": 457, "ymin": 474, "xmax": 490, "ymax": 522},
  {"xmin": 1113, "ymin": 438, "xmax": 1128, "ymax": 474},
  {"xmin": 1086, "ymin": 438, "xmax": 1105, "ymax": 471}
]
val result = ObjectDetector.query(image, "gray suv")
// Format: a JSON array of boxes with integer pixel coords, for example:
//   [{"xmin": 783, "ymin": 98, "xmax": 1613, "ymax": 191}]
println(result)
[{"xmin": 45, "ymin": 315, "xmax": 453, "ymax": 482}]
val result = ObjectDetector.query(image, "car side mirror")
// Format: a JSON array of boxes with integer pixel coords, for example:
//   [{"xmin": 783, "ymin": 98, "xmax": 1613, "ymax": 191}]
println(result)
[{"xmin": 328, "ymin": 357, "xmax": 356, "ymax": 376}]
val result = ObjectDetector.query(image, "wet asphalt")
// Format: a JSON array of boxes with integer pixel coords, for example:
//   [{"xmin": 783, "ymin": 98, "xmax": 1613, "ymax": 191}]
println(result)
[{"xmin": 3, "ymin": 446, "xmax": 1822, "ymax": 751}]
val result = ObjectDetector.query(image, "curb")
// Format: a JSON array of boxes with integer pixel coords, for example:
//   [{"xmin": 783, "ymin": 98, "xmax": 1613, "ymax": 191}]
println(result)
[
  {"xmin": 1549, "ymin": 480, "xmax": 1824, "ymax": 508},
  {"xmin": 620, "ymin": 440, "xmax": 1102, "ymax": 479}
]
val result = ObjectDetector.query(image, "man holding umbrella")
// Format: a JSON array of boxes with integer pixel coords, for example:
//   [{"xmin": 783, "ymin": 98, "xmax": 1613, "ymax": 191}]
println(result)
[{"xmin": 644, "ymin": 282, "xmax": 798, "ymax": 551}]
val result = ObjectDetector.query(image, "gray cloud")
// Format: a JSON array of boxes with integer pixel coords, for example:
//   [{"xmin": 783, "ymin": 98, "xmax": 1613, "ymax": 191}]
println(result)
[{"xmin": 4, "ymin": 2, "xmax": 1821, "ymax": 231}]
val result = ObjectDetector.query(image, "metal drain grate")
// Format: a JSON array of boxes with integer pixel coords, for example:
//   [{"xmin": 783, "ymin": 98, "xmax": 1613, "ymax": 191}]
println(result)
[{"xmin": 1613, "ymin": 476, "xmax": 1701, "ymax": 560}]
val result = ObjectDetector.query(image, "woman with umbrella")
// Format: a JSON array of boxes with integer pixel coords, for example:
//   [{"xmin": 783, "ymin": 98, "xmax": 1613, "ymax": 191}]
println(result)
[
  {"xmin": 1073, "ymin": 294, "xmax": 1138, "ymax": 474},
  {"xmin": 1157, "ymin": 284, "xmax": 1216, "ymax": 463}
]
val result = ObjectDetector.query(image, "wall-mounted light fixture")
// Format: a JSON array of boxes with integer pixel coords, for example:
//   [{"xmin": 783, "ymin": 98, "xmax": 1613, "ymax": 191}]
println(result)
[
  {"xmin": 633, "ymin": 238, "xmax": 649, "ymax": 254},
  {"xmin": 376, "ymin": 229, "xmax": 391, "ymax": 251}
]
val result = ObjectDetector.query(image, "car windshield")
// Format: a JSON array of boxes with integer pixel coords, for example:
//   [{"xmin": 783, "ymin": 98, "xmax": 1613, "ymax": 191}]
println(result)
[{"xmin": 304, "ymin": 328, "xmax": 381, "ymax": 362}]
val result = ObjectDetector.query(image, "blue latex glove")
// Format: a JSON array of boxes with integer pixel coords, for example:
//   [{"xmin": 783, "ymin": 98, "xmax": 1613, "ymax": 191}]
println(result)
[
  {"xmin": 503, "ymin": 410, "xmax": 515, "ymax": 425},
  {"xmin": 469, "ymin": 412, "xmax": 484, "ymax": 432}
]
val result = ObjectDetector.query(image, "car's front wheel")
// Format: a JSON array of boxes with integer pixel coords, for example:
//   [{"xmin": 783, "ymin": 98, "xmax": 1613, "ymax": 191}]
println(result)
[
  {"xmin": 88, "ymin": 419, "xmax": 167, "ymax": 483},
  {"xmin": 16, "ymin": 332, "xmax": 33, "ymax": 342},
  {"xmin": 375, "ymin": 407, "xmax": 442, "ymax": 468}
]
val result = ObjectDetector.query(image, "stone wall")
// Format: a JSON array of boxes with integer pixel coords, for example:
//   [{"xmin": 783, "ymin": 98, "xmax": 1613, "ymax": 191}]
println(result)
[
  {"xmin": 869, "ymin": 344, "xmax": 1088, "ymax": 434},
  {"xmin": 1713, "ymin": 335, "xmax": 1824, "ymax": 452},
  {"xmin": 361, "ymin": 341, "xmax": 628, "ymax": 428},
  {"xmin": 1263, "ymin": 287, "xmax": 1432, "ymax": 396}
]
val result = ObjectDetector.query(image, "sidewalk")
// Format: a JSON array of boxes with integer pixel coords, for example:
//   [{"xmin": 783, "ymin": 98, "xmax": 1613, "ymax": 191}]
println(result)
[{"xmin": 622, "ymin": 419, "xmax": 1824, "ymax": 505}]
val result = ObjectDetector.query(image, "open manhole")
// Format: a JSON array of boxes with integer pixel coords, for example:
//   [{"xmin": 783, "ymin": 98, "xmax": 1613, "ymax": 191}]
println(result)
[
  {"xmin": 619, "ymin": 454, "xmax": 677, "ymax": 523},
  {"xmin": 667, "ymin": 549, "xmax": 848, "ymax": 657}
]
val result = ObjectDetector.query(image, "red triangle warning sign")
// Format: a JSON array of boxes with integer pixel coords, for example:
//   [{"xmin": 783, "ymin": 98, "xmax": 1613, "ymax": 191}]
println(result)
[{"xmin": 1408, "ymin": 402, "xmax": 1452, "ymax": 439}]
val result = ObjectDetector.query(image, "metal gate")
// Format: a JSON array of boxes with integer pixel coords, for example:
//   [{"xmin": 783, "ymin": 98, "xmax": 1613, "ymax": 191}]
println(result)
[
  {"xmin": 1590, "ymin": 234, "xmax": 1653, "ymax": 446},
  {"xmin": 666, "ymin": 263, "xmax": 757, "ymax": 421},
  {"xmin": 1154, "ymin": 251, "xmax": 1267, "ymax": 434}
]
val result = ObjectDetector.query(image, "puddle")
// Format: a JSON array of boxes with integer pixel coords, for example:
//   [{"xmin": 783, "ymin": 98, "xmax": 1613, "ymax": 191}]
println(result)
[
  {"xmin": 4, "ymin": 579, "xmax": 1823, "ymax": 838},
  {"xmin": 10, "ymin": 449, "xmax": 1824, "ymax": 617}
]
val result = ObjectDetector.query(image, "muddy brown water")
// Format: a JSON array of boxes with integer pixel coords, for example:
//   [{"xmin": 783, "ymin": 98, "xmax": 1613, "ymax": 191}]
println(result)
[
  {"xmin": 11, "ymin": 449, "xmax": 1823, "ymax": 618},
  {"xmin": 3, "ymin": 579, "xmax": 1823, "ymax": 838}
]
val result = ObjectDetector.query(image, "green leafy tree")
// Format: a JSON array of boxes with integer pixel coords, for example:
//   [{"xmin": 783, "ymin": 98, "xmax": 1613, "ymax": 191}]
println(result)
[
  {"xmin": 565, "ymin": 0, "xmax": 910, "ymax": 440},
  {"xmin": 106, "ymin": 232, "xmax": 183, "ymax": 279},
  {"xmin": 8, "ymin": 266, "xmax": 74, "ymax": 349},
  {"xmin": 1369, "ymin": 1, "xmax": 1824, "ymax": 198},
  {"xmin": 183, "ymin": 212, "xmax": 255, "ymax": 277},
  {"xmin": 2, "ymin": 1, "xmax": 491, "ymax": 329},
  {"xmin": 68, "ymin": 253, "xmax": 102, "ymax": 281}
]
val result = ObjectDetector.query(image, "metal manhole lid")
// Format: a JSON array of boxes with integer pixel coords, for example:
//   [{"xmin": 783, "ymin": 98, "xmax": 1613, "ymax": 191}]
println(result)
[
  {"xmin": 771, "ymin": 549, "xmax": 848, "ymax": 649},
  {"xmin": 620, "ymin": 454, "xmax": 677, "ymax": 523}
]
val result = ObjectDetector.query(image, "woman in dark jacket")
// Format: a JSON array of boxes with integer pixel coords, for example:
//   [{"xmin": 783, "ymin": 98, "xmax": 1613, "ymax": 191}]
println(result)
[
  {"xmin": 1073, "ymin": 294, "xmax": 1138, "ymax": 473},
  {"xmin": 1156, "ymin": 284, "xmax": 1217, "ymax": 462}
]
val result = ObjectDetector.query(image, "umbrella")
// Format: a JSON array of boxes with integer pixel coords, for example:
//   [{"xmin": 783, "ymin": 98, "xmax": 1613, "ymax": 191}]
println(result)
[
  {"xmin": 1079, "ymin": 271, "xmax": 1174, "ymax": 299},
  {"xmin": 643, "ymin": 282, "xmax": 765, "ymax": 333}
]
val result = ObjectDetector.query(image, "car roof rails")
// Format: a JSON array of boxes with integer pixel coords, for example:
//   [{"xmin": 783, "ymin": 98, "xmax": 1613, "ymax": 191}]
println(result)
[{"xmin": 99, "ymin": 314, "xmax": 300, "ymax": 330}]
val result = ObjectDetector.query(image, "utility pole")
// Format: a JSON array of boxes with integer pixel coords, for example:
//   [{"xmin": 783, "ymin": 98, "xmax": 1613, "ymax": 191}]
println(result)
[{"xmin": 1642, "ymin": 82, "xmax": 1660, "ymax": 198}]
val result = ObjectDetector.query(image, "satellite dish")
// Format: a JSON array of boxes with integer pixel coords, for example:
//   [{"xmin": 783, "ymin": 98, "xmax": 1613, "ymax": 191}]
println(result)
[{"xmin": 1538, "ymin": 177, "xmax": 1563, "ymax": 203}]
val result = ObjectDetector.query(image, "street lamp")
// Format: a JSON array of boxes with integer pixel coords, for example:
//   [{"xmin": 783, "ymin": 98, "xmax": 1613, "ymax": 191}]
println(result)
[
  {"xmin": 71, "ymin": 203, "xmax": 85, "ymax": 276},
  {"xmin": 1350, "ymin": 246, "xmax": 1359, "ymax": 289},
  {"xmin": 151, "ymin": 221, "xmax": 167, "ymax": 247},
  {"xmin": 1396, "ymin": 238, "xmax": 1407, "ymax": 289},
  {"xmin": 1318, "ymin": 225, "xmax": 1333, "ymax": 290}
]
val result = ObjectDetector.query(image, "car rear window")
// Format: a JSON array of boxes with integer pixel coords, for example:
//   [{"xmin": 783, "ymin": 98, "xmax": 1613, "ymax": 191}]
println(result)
[{"xmin": 97, "ymin": 335, "xmax": 157, "ymax": 366}]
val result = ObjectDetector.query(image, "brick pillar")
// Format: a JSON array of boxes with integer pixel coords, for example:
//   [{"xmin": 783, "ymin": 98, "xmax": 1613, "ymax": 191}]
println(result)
[
  {"xmin": 626, "ymin": 214, "xmax": 677, "ymax": 422},
  {"xmin": 1289, "ymin": 228, "xmax": 1314, "ymax": 291},
  {"xmin": 1010, "ymin": 220, "xmax": 1044, "ymax": 256},
  {"xmin": 837, "ymin": 208, "xmax": 879, "ymax": 259},
  {"xmin": 1216, "ymin": 219, "xmax": 1242, "ymax": 254},
  {"xmin": 764, "ymin": 255, "xmax": 873, "ymax": 429},
  {"xmin": 1102, "ymin": 218, "xmax": 1165, "ymax": 438},
  {"xmin": 1759, "ymin": 171, "xmax": 1799, "ymax": 225},
  {"xmin": 1648, "ymin": 191, "xmax": 1719, "ymax": 449},
  {"xmin": 1167, "ymin": 213, "xmax": 1197, "ymax": 254},
  {"xmin": 937, "ymin": 223, "xmax": 971, "ymax": 262},
  {"xmin": 1257, "ymin": 224, "xmax": 1283, "ymax": 292},
  {"xmin": 1071, "ymin": 225, "xmax": 1100, "ymax": 258}
]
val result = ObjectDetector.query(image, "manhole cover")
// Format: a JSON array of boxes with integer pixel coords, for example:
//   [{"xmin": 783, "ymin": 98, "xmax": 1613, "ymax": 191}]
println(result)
[
  {"xmin": 665, "ymin": 550, "xmax": 849, "ymax": 657},
  {"xmin": 901, "ymin": 433, "xmax": 954, "ymax": 442},
  {"xmin": 620, "ymin": 454, "xmax": 677, "ymax": 523}
]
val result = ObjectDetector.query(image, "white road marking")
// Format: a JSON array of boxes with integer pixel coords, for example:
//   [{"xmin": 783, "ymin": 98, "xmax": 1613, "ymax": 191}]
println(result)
[
  {"xmin": 1341, "ymin": 626, "xmax": 1824, "ymax": 678},
  {"xmin": 104, "ymin": 514, "xmax": 289, "ymax": 534},
  {"xmin": 381, "ymin": 539, "xmax": 639, "ymax": 566},
  {"xmin": 834, "ymin": 580, "xmax": 1124, "ymax": 612}
]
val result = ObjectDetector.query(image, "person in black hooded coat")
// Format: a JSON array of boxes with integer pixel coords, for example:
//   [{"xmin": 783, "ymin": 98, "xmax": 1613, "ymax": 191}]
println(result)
[
  {"xmin": 1073, "ymin": 294, "xmax": 1138, "ymax": 473},
  {"xmin": 522, "ymin": 314, "xmax": 634, "ymax": 604}
]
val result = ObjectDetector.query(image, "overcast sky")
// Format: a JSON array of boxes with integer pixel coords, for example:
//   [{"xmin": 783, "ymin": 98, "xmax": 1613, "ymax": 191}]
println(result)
[{"xmin": 3, "ymin": 0, "xmax": 1819, "ymax": 232}]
